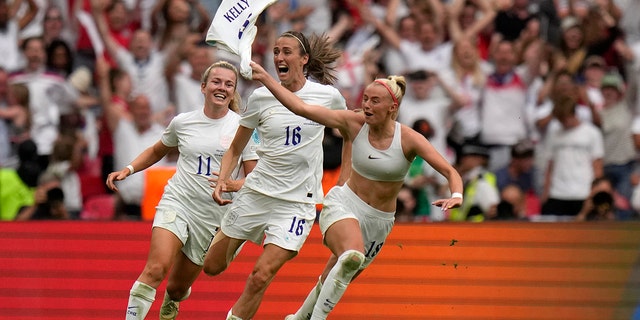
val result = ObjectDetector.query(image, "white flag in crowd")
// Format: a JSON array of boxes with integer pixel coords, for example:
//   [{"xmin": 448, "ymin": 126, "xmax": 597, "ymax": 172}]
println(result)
[{"xmin": 206, "ymin": 0, "xmax": 277, "ymax": 79}]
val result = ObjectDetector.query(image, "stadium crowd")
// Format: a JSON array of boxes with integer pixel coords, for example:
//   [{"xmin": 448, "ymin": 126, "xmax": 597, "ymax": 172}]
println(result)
[{"xmin": 1, "ymin": 0, "xmax": 640, "ymax": 222}]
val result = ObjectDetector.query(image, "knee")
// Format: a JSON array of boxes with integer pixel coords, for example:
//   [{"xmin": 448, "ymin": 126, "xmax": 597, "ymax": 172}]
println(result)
[
  {"xmin": 166, "ymin": 284, "xmax": 191, "ymax": 301},
  {"xmin": 141, "ymin": 262, "xmax": 169, "ymax": 285},
  {"xmin": 337, "ymin": 250, "xmax": 365, "ymax": 279},
  {"xmin": 246, "ymin": 267, "xmax": 274, "ymax": 292},
  {"xmin": 203, "ymin": 260, "xmax": 227, "ymax": 276}
]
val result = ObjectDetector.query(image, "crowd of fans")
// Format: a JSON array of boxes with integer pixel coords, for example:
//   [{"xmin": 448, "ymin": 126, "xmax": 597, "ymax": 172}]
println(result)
[{"xmin": 1, "ymin": 0, "xmax": 640, "ymax": 222}]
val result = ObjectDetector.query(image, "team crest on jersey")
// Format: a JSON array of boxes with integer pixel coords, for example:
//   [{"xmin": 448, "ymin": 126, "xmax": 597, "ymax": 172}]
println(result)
[{"xmin": 220, "ymin": 135, "xmax": 233, "ymax": 148}]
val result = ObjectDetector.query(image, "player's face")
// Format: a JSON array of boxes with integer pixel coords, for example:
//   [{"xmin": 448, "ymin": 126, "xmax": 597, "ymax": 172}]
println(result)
[
  {"xmin": 361, "ymin": 83, "xmax": 396, "ymax": 124},
  {"xmin": 202, "ymin": 67, "xmax": 237, "ymax": 108},
  {"xmin": 272, "ymin": 36, "xmax": 308, "ymax": 86}
]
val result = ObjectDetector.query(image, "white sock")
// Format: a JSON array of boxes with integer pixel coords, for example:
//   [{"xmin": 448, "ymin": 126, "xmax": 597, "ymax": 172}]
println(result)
[
  {"xmin": 292, "ymin": 277, "xmax": 323, "ymax": 320},
  {"xmin": 311, "ymin": 250, "xmax": 364, "ymax": 320},
  {"xmin": 226, "ymin": 308, "xmax": 243, "ymax": 320},
  {"xmin": 126, "ymin": 281, "xmax": 156, "ymax": 320}
]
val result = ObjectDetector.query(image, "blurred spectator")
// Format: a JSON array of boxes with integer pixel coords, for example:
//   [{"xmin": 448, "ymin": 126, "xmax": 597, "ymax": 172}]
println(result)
[
  {"xmin": 494, "ymin": 139, "xmax": 536, "ymax": 193},
  {"xmin": 494, "ymin": 184, "xmax": 527, "ymax": 220},
  {"xmin": 397, "ymin": 70, "xmax": 451, "ymax": 155},
  {"xmin": 165, "ymin": 34, "xmax": 215, "ymax": 114},
  {"xmin": 46, "ymin": 39, "xmax": 74, "ymax": 78},
  {"xmin": 0, "ymin": 81, "xmax": 30, "ymax": 168},
  {"xmin": 447, "ymin": 0, "xmax": 496, "ymax": 50},
  {"xmin": 535, "ymin": 70, "xmax": 600, "ymax": 138},
  {"xmin": 541, "ymin": 95, "xmax": 604, "ymax": 217},
  {"xmin": 480, "ymin": 40, "xmax": 538, "ymax": 171},
  {"xmin": 93, "ymin": 0, "xmax": 174, "ymax": 119},
  {"xmin": 581, "ymin": 55, "xmax": 607, "ymax": 110},
  {"xmin": 577, "ymin": 177, "xmax": 625, "ymax": 221},
  {"xmin": 0, "ymin": 0, "xmax": 38, "ymax": 73},
  {"xmin": 30, "ymin": 186, "xmax": 70, "ymax": 220},
  {"xmin": 361, "ymin": 1, "xmax": 450, "ymax": 74},
  {"xmin": 0, "ymin": 139, "xmax": 39, "ymax": 220},
  {"xmin": 0, "ymin": 68, "xmax": 12, "ymax": 166},
  {"xmin": 534, "ymin": 70, "xmax": 600, "ymax": 191},
  {"xmin": 396, "ymin": 184, "xmax": 417, "ymax": 222},
  {"xmin": 438, "ymin": 38, "xmax": 490, "ymax": 158},
  {"xmin": 113, "ymin": 95, "xmax": 166, "ymax": 220},
  {"xmin": 580, "ymin": 0, "xmax": 623, "ymax": 72},
  {"xmin": 381, "ymin": 14, "xmax": 416, "ymax": 76},
  {"xmin": 39, "ymin": 132, "xmax": 87, "ymax": 218},
  {"xmin": 41, "ymin": 5, "xmax": 75, "ymax": 49},
  {"xmin": 405, "ymin": 118, "xmax": 447, "ymax": 221},
  {"xmin": 493, "ymin": 0, "xmax": 537, "ymax": 42},
  {"xmin": 9, "ymin": 36, "xmax": 77, "ymax": 172},
  {"xmin": 449, "ymin": 143, "xmax": 500, "ymax": 221},
  {"xmin": 96, "ymin": 58, "xmax": 131, "ymax": 192},
  {"xmin": 151, "ymin": 0, "xmax": 210, "ymax": 50},
  {"xmin": 289, "ymin": 0, "xmax": 332, "ymax": 36},
  {"xmin": 97, "ymin": 57, "xmax": 167, "ymax": 219},
  {"xmin": 553, "ymin": 16, "xmax": 587, "ymax": 75},
  {"xmin": 598, "ymin": 72, "xmax": 635, "ymax": 212}
]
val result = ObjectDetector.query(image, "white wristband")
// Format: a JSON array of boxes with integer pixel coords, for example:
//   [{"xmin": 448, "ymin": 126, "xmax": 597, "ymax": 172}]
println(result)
[
  {"xmin": 451, "ymin": 192, "xmax": 463, "ymax": 199},
  {"xmin": 126, "ymin": 164, "xmax": 135, "ymax": 175}
]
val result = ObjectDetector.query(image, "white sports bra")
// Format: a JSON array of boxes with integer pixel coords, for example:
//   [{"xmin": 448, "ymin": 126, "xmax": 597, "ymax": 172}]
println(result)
[{"xmin": 351, "ymin": 122, "xmax": 412, "ymax": 182}]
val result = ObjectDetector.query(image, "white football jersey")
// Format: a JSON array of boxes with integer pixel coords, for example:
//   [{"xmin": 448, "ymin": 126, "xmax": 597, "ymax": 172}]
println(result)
[
  {"xmin": 159, "ymin": 109, "xmax": 259, "ymax": 225},
  {"xmin": 240, "ymin": 80, "xmax": 346, "ymax": 203}
]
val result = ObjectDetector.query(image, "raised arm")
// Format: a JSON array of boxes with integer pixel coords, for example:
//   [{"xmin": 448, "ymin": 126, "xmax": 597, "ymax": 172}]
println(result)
[
  {"xmin": 249, "ymin": 61, "xmax": 354, "ymax": 131},
  {"xmin": 91, "ymin": 0, "xmax": 122, "ymax": 63},
  {"xmin": 14, "ymin": 0, "xmax": 38, "ymax": 30},
  {"xmin": 448, "ymin": 0, "xmax": 496, "ymax": 42}
]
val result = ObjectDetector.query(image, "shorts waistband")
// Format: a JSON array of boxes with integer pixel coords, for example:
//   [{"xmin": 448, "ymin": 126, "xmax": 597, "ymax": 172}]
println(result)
[{"xmin": 339, "ymin": 184, "xmax": 396, "ymax": 220}]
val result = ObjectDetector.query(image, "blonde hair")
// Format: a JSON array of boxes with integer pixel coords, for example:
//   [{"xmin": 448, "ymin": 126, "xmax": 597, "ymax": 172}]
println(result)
[
  {"xmin": 451, "ymin": 39, "xmax": 486, "ymax": 87},
  {"xmin": 374, "ymin": 75, "xmax": 406, "ymax": 120},
  {"xmin": 374, "ymin": 75, "xmax": 407, "ymax": 105},
  {"xmin": 201, "ymin": 60, "xmax": 242, "ymax": 113}
]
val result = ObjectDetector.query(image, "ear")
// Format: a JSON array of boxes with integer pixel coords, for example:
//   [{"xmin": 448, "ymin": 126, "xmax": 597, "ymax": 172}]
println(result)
[
  {"xmin": 389, "ymin": 102, "xmax": 399, "ymax": 113},
  {"xmin": 201, "ymin": 82, "xmax": 206, "ymax": 95},
  {"xmin": 301, "ymin": 54, "xmax": 309, "ymax": 65}
]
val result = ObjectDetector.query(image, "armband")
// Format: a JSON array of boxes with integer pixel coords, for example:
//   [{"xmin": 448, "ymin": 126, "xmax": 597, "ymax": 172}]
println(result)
[
  {"xmin": 126, "ymin": 164, "xmax": 135, "ymax": 175},
  {"xmin": 451, "ymin": 192, "xmax": 463, "ymax": 199}
]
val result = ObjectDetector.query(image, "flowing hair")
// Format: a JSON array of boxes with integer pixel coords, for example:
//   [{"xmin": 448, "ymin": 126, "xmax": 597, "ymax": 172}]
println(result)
[
  {"xmin": 280, "ymin": 31, "xmax": 341, "ymax": 85},
  {"xmin": 201, "ymin": 60, "xmax": 242, "ymax": 113}
]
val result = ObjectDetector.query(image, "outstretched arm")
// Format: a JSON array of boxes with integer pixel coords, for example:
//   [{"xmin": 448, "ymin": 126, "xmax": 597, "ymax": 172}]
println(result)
[
  {"xmin": 249, "ymin": 61, "xmax": 353, "ymax": 131},
  {"xmin": 403, "ymin": 126, "xmax": 463, "ymax": 209},
  {"xmin": 105, "ymin": 140, "xmax": 173, "ymax": 192}
]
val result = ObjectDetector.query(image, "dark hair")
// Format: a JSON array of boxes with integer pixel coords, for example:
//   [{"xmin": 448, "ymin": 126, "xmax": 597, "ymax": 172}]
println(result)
[
  {"xmin": 20, "ymin": 36, "xmax": 44, "ymax": 51},
  {"xmin": 108, "ymin": 67, "xmax": 127, "ymax": 93},
  {"xmin": 412, "ymin": 118, "xmax": 434, "ymax": 139},
  {"xmin": 280, "ymin": 31, "xmax": 341, "ymax": 85},
  {"xmin": 17, "ymin": 140, "xmax": 41, "ymax": 187},
  {"xmin": 552, "ymin": 95, "xmax": 577, "ymax": 119},
  {"xmin": 46, "ymin": 39, "xmax": 74, "ymax": 76}
]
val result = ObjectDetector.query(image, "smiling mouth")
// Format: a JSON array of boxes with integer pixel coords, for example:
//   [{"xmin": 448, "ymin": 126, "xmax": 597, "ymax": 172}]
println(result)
[{"xmin": 213, "ymin": 93, "xmax": 226, "ymax": 100}]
